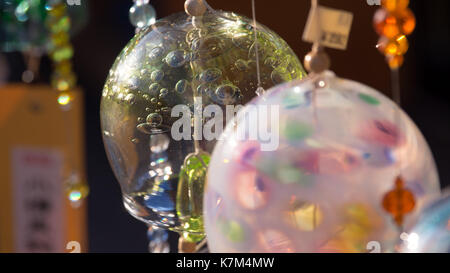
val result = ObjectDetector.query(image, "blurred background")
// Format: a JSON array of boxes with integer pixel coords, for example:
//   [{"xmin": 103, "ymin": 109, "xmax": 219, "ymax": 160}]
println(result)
[{"xmin": 1, "ymin": 0, "xmax": 449, "ymax": 252}]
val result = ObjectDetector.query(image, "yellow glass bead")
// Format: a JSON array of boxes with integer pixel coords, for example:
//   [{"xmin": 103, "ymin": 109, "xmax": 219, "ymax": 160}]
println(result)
[
  {"xmin": 381, "ymin": 0, "xmax": 409, "ymax": 12},
  {"xmin": 57, "ymin": 92, "xmax": 72, "ymax": 106},
  {"xmin": 50, "ymin": 32, "xmax": 70, "ymax": 48},
  {"xmin": 67, "ymin": 183, "xmax": 90, "ymax": 203},
  {"xmin": 51, "ymin": 45, "xmax": 74, "ymax": 62},
  {"xmin": 56, "ymin": 60, "xmax": 73, "ymax": 75},
  {"xmin": 387, "ymin": 55, "xmax": 404, "ymax": 69},
  {"xmin": 47, "ymin": 3, "xmax": 66, "ymax": 18},
  {"xmin": 52, "ymin": 73, "xmax": 76, "ymax": 91},
  {"xmin": 50, "ymin": 16, "xmax": 71, "ymax": 34}
]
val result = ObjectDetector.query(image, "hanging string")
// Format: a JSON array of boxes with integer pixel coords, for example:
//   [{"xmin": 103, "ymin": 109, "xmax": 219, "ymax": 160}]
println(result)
[
  {"xmin": 303, "ymin": 0, "xmax": 330, "ymax": 129},
  {"xmin": 251, "ymin": 0, "xmax": 264, "ymax": 96}
]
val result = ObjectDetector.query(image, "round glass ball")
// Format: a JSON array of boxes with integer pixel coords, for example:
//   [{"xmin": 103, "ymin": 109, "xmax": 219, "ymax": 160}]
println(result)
[
  {"xmin": 100, "ymin": 10, "xmax": 305, "ymax": 236},
  {"xmin": 204, "ymin": 71, "xmax": 440, "ymax": 252}
]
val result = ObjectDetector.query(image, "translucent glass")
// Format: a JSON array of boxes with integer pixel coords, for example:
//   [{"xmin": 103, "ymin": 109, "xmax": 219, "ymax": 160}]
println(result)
[
  {"xmin": 401, "ymin": 192, "xmax": 450, "ymax": 253},
  {"xmin": 100, "ymin": 11, "xmax": 305, "ymax": 236},
  {"xmin": 205, "ymin": 71, "xmax": 440, "ymax": 252}
]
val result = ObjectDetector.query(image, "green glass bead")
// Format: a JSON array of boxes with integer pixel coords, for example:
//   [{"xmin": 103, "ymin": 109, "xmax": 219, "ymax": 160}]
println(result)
[
  {"xmin": 176, "ymin": 153, "xmax": 210, "ymax": 240},
  {"xmin": 51, "ymin": 45, "xmax": 74, "ymax": 62}
]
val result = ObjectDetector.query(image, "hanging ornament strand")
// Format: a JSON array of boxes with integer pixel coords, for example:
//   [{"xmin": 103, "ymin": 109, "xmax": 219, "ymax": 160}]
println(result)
[
  {"xmin": 374, "ymin": 0, "xmax": 416, "ymax": 229},
  {"xmin": 46, "ymin": 2, "xmax": 89, "ymax": 206},
  {"xmin": 374, "ymin": 0, "xmax": 415, "ymax": 104}
]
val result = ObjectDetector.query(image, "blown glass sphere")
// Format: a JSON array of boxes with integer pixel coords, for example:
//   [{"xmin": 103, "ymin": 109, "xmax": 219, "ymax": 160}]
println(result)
[
  {"xmin": 100, "ymin": 10, "xmax": 305, "ymax": 237},
  {"xmin": 401, "ymin": 192, "xmax": 450, "ymax": 253},
  {"xmin": 204, "ymin": 71, "xmax": 440, "ymax": 252}
]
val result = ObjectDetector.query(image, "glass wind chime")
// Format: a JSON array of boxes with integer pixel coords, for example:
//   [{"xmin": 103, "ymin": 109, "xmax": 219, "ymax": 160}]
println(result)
[
  {"xmin": 204, "ymin": 0, "xmax": 440, "ymax": 253},
  {"xmin": 102, "ymin": 0, "xmax": 305, "ymax": 253}
]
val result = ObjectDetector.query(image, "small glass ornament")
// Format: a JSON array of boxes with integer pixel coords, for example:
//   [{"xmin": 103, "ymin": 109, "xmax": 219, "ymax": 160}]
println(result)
[{"xmin": 204, "ymin": 71, "xmax": 440, "ymax": 253}]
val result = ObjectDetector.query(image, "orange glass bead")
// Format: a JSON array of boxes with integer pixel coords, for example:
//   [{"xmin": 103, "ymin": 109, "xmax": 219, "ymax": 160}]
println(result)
[
  {"xmin": 395, "ymin": 35, "xmax": 409, "ymax": 54},
  {"xmin": 381, "ymin": 0, "xmax": 409, "ymax": 12},
  {"xmin": 387, "ymin": 55, "xmax": 404, "ymax": 69},
  {"xmin": 398, "ymin": 8, "xmax": 416, "ymax": 35},
  {"xmin": 374, "ymin": 8, "xmax": 416, "ymax": 38},
  {"xmin": 382, "ymin": 176, "xmax": 416, "ymax": 227},
  {"xmin": 374, "ymin": 9, "xmax": 401, "ymax": 39},
  {"xmin": 377, "ymin": 35, "xmax": 409, "ymax": 56}
]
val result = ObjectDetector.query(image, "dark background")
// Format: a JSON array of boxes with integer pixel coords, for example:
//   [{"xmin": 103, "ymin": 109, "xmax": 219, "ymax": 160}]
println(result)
[{"xmin": 2, "ymin": 0, "xmax": 450, "ymax": 252}]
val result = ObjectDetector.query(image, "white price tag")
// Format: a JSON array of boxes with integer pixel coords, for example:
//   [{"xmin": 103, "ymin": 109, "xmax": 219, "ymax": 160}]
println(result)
[{"xmin": 303, "ymin": 6, "xmax": 354, "ymax": 50}]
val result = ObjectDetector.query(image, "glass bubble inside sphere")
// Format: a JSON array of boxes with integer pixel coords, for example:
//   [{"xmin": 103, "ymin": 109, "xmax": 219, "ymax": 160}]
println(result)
[
  {"xmin": 100, "ymin": 11, "xmax": 305, "ymax": 236},
  {"xmin": 401, "ymin": 193, "xmax": 450, "ymax": 253},
  {"xmin": 205, "ymin": 72, "xmax": 440, "ymax": 252}
]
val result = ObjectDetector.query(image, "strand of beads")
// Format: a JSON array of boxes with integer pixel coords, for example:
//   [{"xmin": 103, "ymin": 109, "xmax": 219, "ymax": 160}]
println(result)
[
  {"xmin": 374, "ymin": 1, "xmax": 417, "ymax": 230},
  {"xmin": 46, "ymin": 1, "xmax": 89, "ymax": 206},
  {"xmin": 129, "ymin": 0, "xmax": 156, "ymax": 32},
  {"xmin": 46, "ymin": 2, "xmax": 76, "ymax": 105},
  {"xmin": 374, "ymin": 0, "xmax": 416, "ymax": 69}
]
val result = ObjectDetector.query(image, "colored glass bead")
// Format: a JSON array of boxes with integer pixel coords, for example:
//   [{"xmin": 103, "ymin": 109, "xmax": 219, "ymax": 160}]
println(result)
[
  {"xmin": 382, "ymin": 176, "xmax": 416, "ymax": 227},
  {"xmin": 374, "ymin": 9, "xmax": 400, "ymax": 39},
  {"xmin": 129, "ymin": 2, "xmax": 156, "ymax": 28},
  {"xmin": 377, "ymin": 35, "xmax": 409, "ymax": 56},
  {"xmin": 374, "ymin": 8, "xmax": 415, "ymax": 39},
  {"xmin": 176, "ymin": 153, "xmax": 210, "ymax": 241},
  {"xmin": 51, "ymin": 45, "xmax": 74, "ymax": 62},
  {"xmin": 49, "ymin": 16, "xmax": 71, "ymax": 33},
  {"xmin": 381, "ymin": 0, "xmax": 409, "ymax": 12},
  {"xmin": 398, "ymin": 8, "xmax": 416, "ymax": 35},
  {"xmin": 387, "ymin": 55, "xmax": 404, "ymax": 69}
]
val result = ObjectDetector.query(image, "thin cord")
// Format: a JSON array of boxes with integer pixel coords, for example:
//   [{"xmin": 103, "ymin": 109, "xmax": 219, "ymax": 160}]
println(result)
[
  {"xmin": 311, "ymin": 0, "xmax": 321, "ymax": 48},
  {"xmin": 391, "ymin": 68, "xmax": 403, "ymax": 176},
  {"xmin": 391, "ymin": 68, "xmax": 401, "ymax": 106},
  {"xmin": 251, "ymin": 0, "xmax": 262, "ymax": 91}
]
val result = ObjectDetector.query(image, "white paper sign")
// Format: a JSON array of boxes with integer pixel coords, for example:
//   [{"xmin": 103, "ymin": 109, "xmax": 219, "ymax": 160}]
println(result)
[
  {"xmin": 303, "ymin": 5, "xmax": 354, "ymax": 50},
  {"xmin": 11, "ymin": 147, "xmax": 64, "ymax": 253}
]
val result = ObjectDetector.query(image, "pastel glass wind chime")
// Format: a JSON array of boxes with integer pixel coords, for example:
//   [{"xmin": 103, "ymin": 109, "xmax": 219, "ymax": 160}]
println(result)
[
  {"xmin": 101, "ymin": 0, "xmax": 305, "ymax": 252},
  {"xmin": 204, "ymin": 0, "xmax": 440, "ymax": 253}
]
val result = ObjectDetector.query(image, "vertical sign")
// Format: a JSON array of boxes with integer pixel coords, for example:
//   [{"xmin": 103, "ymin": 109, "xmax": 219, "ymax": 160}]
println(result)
[
  {"xmin": 0, "ymin": 84, "xmax": 87, "ymax": 253},
  {"xmin": 11, "ymin": 148, "xmax": 65, "ymax": 252}
]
